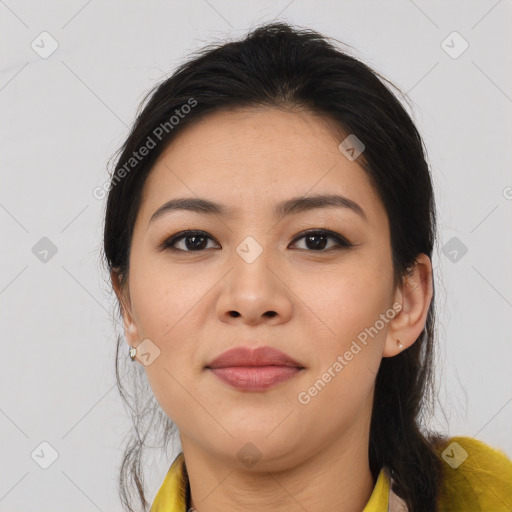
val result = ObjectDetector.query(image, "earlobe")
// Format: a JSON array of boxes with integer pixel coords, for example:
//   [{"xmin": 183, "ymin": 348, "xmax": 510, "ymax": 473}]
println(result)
[
  {"xmin": 382, "ymin": 254, "xmax": 433, "ymax": 357},
  {"xmin": 120, "ymin": 303, "xmax": 139, "ymax": 345},
  {"xmin": 111, "ymin": 269, "xmax": 139, "ymax": 345}
]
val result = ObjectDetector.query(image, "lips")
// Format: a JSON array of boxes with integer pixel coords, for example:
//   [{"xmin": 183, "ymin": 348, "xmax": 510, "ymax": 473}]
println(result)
[
  {"xmin": 205, "ymin": 345, "xmax": 303, "ymax": 369},
  {"xmin": 205, "ymin": 345, "xmax": 305, "ymax": 392}
]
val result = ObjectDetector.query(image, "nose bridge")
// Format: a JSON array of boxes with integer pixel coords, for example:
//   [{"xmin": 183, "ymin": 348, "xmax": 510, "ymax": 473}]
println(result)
[{"xmin": 229, "ymin": 233, "xmax": 275, "ymax": 288}]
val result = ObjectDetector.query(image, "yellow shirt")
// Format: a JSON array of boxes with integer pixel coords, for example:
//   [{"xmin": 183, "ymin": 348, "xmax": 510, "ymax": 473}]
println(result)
[{"xmin": 150, "ymin": 436, "xmax": 512, "ymax": 511}]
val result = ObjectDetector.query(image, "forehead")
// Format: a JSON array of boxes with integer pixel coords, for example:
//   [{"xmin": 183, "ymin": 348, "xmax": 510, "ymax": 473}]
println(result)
[{"xmin": 137, "ymin": 107, "xmax": 385, "ymax": 226}]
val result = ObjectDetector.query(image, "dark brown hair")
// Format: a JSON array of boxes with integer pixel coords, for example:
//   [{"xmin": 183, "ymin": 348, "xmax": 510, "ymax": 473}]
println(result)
[{"xmin": 102, "ymin": 21, "xmax": 445, "ymax": 512}]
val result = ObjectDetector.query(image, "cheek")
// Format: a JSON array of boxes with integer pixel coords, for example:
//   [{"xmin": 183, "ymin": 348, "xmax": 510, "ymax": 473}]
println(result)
[
  {"xmin": 295, "ymin": 259, "xmax": 393, "ymax": 408},
  {"xmin": 126, "ymin": 254, "xmax": 210, "ymax": 417},
  {"xmin": 297, "ymin": 258, "xmax": 392, "ymax": 343},
  {"xmin": 128, "ymin": 251, "xmax": 205, "ymax": 340},
  {"xmin": 293, "ymin": 269, "xmax": 389, "ymax": 423}
]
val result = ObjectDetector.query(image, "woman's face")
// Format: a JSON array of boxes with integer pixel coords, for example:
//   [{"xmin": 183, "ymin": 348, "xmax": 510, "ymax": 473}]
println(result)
[{"xmin": 117, "ymin": 107, "xmax": 415, "ymax": 470}]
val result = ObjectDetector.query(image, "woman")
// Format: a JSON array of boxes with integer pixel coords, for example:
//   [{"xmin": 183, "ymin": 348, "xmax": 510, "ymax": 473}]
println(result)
[{"xmin": 102, "ymin": 22, "xmax": 512, "ymax": 512}]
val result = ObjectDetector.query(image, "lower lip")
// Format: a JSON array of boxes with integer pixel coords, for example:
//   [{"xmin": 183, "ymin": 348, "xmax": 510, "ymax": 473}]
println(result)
[{"xmin": 208, "ymin": 366, "xmax": 302, "ymax": 391}]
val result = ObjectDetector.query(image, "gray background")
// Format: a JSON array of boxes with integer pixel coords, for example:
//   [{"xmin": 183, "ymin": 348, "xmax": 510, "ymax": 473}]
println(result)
[{"xmin": 1, "ymin": 0, "xmax": 511, "ymax": 510}]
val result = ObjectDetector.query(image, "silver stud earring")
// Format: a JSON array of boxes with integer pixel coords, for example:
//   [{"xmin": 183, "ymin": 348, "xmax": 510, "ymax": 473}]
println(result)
[{"xmin": 129, "ymin": 346, "xmax": 137, "ymax": 361}]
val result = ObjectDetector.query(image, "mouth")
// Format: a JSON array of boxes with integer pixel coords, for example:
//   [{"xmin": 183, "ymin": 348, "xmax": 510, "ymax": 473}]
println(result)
[{"xmin": 205, "ymin": 345, "xmax": 305, "ymax": 392}]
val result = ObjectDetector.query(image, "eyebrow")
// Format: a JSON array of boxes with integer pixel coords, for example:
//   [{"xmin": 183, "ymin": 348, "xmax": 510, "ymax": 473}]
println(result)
[{"xmin": 149, "ymin": 194, "xmax": 368, "ymax": 226}]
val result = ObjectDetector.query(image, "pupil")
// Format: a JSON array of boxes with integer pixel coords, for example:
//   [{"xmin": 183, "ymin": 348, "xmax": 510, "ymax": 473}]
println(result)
[
  {"xmin": 187, "ymin": 235, "xmax": 207, "ymax": 250},
  {"xmin": 307, "ymin": 234, "xmax": 327, "ymax": 250}
]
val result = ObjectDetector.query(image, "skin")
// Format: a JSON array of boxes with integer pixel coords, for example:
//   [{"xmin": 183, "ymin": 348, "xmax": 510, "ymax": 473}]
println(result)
[{"xmin": 112, "ymin": 106, "xmax": 433, "ymax": 512}]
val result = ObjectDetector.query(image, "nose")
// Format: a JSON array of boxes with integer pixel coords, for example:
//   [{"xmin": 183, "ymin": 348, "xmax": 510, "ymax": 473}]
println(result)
[{"xmin": 215, "ymin": 248, "xmax": 293, "ymax": 326}]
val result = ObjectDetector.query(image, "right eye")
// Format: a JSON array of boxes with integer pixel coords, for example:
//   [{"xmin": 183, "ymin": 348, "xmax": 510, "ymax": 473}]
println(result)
[{"xmin": 159, "ymin": 230, "xmax": 220, "ymax": 252}]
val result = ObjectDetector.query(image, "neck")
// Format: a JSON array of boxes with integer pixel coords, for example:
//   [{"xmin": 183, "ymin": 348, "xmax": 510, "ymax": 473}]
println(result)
[{"xmin": 182, "ymin": 426, "xmax": 375, "ymax": 512}]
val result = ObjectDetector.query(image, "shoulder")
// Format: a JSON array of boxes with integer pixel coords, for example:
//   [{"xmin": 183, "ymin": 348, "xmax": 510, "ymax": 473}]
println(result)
[{"xmin": 432, "ymin": 435, "xmax": 512, "ymax": 511}]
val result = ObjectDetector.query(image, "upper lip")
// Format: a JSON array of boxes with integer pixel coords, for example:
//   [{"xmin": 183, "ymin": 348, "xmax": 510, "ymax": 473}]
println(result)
[{"xmin": 206, "ymin": 345, "xmax": 304, "ymax": 369}]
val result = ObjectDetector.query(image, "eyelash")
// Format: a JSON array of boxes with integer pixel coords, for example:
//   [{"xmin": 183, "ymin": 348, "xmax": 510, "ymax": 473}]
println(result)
[{"xmin": 158, "ymin": 229, "xmax": 354, "ymax": 253}]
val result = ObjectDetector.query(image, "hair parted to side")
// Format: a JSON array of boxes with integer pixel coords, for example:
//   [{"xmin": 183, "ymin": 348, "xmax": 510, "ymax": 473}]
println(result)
[{"xmin": 101, "ymin": 21, "xmax": 446, "ymax": 512}]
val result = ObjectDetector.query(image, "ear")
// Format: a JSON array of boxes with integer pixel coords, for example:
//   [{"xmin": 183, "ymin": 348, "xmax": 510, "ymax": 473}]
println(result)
[
  {"xmin": 383, "ymin": 253, "xmax": 433, "ymax": 357},
  {"xmin": 111, "ymin": 269, "xmax": 140, "ymax": 346}
]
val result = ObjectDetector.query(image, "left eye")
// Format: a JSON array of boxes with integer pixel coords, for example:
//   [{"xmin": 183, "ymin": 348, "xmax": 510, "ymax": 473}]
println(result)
[
  {"xmin": 159, "ymin": 229, "xmax": 352, "ymax": 252},
  {"xmin": 290, "ymin": 229, "xmax": 353, "ymax": 251}
]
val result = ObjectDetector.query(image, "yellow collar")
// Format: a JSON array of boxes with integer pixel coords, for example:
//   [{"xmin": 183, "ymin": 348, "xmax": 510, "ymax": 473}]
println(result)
[{"xmin": 150, "ymin": 453, "xmax": 393, "ymax": 512}]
